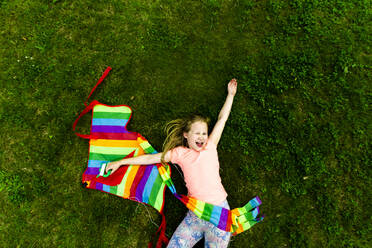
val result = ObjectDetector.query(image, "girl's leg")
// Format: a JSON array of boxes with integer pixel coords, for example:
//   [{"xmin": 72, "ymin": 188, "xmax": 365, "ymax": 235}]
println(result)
[
  {"xmin": 204, "ymin": 226, "xmax": 231, "ymax": 248},
  {"xmin": 204, "ymin": 200, "xmax": 232, "ymax": 248},
  {"xmin": 167, "ymin": 211, "xmax": 204, "ymax": 248}
]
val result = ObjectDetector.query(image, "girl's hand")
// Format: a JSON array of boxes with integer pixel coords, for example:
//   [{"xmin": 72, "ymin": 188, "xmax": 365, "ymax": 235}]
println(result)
[
  {"xmin": 106, "ymin": 161, "xmax": 121, "ymax": 175},
  {"xmin": 228, "ymin": 78, "xmax": 237, "ymax": 96}
]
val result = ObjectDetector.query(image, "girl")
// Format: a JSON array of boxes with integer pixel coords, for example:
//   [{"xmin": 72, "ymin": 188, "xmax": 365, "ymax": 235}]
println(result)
[{"xmin": 106, "ymin": 78, "xmax": 238, "ymax": 247}]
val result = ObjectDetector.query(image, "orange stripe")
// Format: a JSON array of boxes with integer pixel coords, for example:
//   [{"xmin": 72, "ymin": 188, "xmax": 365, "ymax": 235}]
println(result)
[
  {"xmin": 90, "ymin": 139, "xmax": 140, "ymax": 148},
  {"xmin": 233, "ymin": 223, "xmax": 244, "ymax": 235},
  {"xmin": 231, "ymin": 209, "xmax": 240, "ymax": 216},
  {"xmin": 236, "ymin": 223, "xmax": 244, "ymax": 234},
  {"xmin": 158, "ymin": 166, "xmax": 166, "ymax": 176},
  {"xmin": 186, "ymin": 197, "xmax": 197, "ymax": 212},
  {"xmin": 136, "ymin": 147, "xmax": 145, "ymax": 156},
  {"xmin": 123, "ymin": 165, "xmax": 140, "ymax": 198}
]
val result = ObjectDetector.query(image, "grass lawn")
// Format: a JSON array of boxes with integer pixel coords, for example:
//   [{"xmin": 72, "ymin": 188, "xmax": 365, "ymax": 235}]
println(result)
[{"xmin": 0, "ymin": 0, "xmax": 371, "ymax": 247}]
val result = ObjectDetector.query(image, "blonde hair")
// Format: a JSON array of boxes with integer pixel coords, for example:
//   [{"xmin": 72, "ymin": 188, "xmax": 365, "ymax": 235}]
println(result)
[{"xmin": 161, "ymin": 115, "xmax": 210, "ymax": 166}]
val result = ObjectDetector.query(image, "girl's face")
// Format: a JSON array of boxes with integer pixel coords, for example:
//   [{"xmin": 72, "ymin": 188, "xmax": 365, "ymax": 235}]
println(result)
[{"xmin": 183, "ymin": 121, "xmax": 208, "ymax": 151}]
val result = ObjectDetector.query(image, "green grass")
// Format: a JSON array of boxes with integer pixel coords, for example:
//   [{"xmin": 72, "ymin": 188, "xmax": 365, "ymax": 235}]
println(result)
[{"xmin": 1, "ymin": 0, "xmax": 371, "ymax": 247}]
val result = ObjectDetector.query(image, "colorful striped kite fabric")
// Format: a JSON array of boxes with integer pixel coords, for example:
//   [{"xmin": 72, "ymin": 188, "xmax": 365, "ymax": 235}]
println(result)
[
  {"xmin": 76, "ymin": 101, "xmax": 263, "ymax": 239},
  {"xmin": 157, "ymin": 165, "xmax": 263, "ymax": 235},
  {"xmin": 81, "ymin": 103, "xmax": 169, "ymax": 213}
]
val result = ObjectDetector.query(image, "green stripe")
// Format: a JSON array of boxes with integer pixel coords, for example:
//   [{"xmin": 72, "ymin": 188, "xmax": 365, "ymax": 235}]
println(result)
[
  {"xmin": 201, "ymin": 203, "xmax": 213, "ymax": 221},
  {"xmin": 242, "ymin": 202, "xmax": 254, "ymax": 213},
  {"xmin": 241, "ymin": 220, "xmax": 255, "ymax": 231},
  {"xmin": 89, "ymin": 153, "xmax": 126, "ymax": 161},
  {"xmin": 164, "ymin": 178, "xmax": 172, "ymax": 188},
  {"xmin": 238, "ymin": 211, "xmax": 255, "ymax": 223},
  {"xmin": 93, "ymin": 112, "xmax": 131, "ymax": 119},
  {"xmin": 153, "ymin": 183, "xmax": 166, "ymax": 211},
  {"xmin": 148, "ymin": 174, "xmax": 163, "ymax": 207},
  {"xmin": 94, "ymin": 105, "xmax": 131, "ymax": 113},
  {"xmin": 243, "ymin": 211, "xmax": 254, "ymax": 221},
  {"xmin": 90, "ymin": 146, "xmax": 135, "ymax": 155},
  {"xmin": 144, "ymin": 146, "xmax": 155, "ymax": 154},
  {"xmin": 140, "ymin": 141, "xmax": 156, "ymax": 154},
  {"xmin": 110, "ymin": 186, "xmax": 118, "ymax": 195},
  {"xmin": 140, "ymin": 141, "xmax": 151, "ymax": 150},
  {"xmin": 237, "ymin": 207, "xmax": 245, "ymax": 215}
]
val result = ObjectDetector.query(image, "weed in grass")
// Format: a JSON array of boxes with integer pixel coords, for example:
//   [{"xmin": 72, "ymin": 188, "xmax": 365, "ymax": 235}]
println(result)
[{"xmin": 0, "ymin": 171, "xmax": 28, "ymax": 205}]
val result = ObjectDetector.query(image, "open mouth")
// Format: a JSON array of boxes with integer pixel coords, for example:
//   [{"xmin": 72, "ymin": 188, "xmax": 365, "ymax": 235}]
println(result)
[{"xmin": 196, "ymin": 141, "xmax": 204, "ymax": 148}]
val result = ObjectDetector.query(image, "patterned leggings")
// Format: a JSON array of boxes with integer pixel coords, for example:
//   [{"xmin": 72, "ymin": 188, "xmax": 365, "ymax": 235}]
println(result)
[{"xmin": 167, "ymin": 200, "xmax": 231, "ymax": 248}]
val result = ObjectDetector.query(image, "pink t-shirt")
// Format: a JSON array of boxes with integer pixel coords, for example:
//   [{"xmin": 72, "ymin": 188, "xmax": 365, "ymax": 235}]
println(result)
[{"xmin": 169, "ymin": 139, "xmax": 228, "ymax": 205}]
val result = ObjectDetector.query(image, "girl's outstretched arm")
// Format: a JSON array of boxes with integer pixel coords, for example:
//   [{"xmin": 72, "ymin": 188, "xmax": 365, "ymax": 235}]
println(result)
[
  {"xmin": 209, "ymin": 78, "xmax": 237, "ymax": 146},
  {"xmin": 105, "ymin": 151, "xmax": 171, "ymax": 174}
]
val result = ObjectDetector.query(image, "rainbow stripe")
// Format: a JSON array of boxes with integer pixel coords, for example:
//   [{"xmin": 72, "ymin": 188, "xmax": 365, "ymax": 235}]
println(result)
[
  {"xmin": 82, "ymin": 103, "xmax": 263, "ymax": 236},
  {"xmin": 83, "ymin": 104, "xmax": 168, "ymax": 212}
]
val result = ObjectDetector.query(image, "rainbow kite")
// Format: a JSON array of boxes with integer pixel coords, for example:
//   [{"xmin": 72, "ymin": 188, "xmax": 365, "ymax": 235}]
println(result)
[{"xmin": 73, "ymin": 67, "xmax": 264, "ymax": 247}]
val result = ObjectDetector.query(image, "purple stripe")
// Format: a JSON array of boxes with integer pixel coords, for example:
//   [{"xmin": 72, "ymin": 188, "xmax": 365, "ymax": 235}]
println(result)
[
  {"xmin": 96, "ymin": 182, "xmax": 103, "ymax": 191},
  {"xmin": 86, "ymin": 167, "xmax": 100, "ymax": 175},
  {"xmin": 91, "ymin": 125, "xmax": 129, "ymax": 133},
  {"xmin": 217, "ymin": 207, "xmax": 229, "ymax": 230},
  {"xmin": 135, "ymin": 166, "xmax": 153, "ymax": 202}
]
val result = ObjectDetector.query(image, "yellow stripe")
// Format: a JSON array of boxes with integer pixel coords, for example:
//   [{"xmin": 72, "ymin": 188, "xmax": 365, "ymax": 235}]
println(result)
[
  {"xmin": 123, "ymin": 165, "xmax": 140, "ymax": 198},
  {"xmin": 158, "ymin": 166, "xmax": 170, "ymax": 182},
  {"xmin": 231, "ymin": 212, "xmax": 238, "ymax": 227},
  {"xmin": 238, "ymin": 215, "xmax": 248, "ymax": 223},
  {"xmin": 94, "ymin": 105, "xmax": 131, "ymax": 113},
  {"xmin": 90, "ymin": 139, "xmax": 140, "ymax": 148},
  {"xmin": 140, "ymin": 141, "xmax": 151, "ymax": 150},
  {"xmin": 241, "ymin": 222, "xmax": 252, "ymax": 231},
  {"xmin": 90, "ymin": 145, "xmax": 135, "ymax": 155},
  {"xmin": 154, "ymin": 183, "xmax": 166, "ymax": 211},
  {"xmin": 158, "ymin": 166, "xmax": 168, "ymax": 176},
  {"xmin": 117, "ymin": 166, "xmax": 131, "ymax": 196},
  {"xmin": 237, "ymin": 207, "xmax": 246, "ymax": 215},
  {"xmin": 188, "ymin": 199, "xmax": 205, "ymax": 218}
]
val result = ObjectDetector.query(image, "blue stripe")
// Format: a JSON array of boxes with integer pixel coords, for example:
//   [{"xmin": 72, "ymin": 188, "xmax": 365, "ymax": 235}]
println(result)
[
  {"xmin": 142, "ymin": 166, "xmax": 159, "ymax": 204},
  {"xmin": 88, "ymin": 160, "xmax": 107, "ymax": 168},
  {"xmin": 251, "ymin": 207, "xmax": 259, "ymax": 219},
  {"xmin": 168, "ymin": 184, "xmax": 176, "ymax": 194},
  {"xmin": 92, "ymin": 118, "xmax": 128, "ymax": 126},
  {"xmin": 103, "ymin": 184, "xmax": 111, "ymax": 193},
  {"xmin": 210, "ymin": 205, "xmax": 223, "ymax": 225}
]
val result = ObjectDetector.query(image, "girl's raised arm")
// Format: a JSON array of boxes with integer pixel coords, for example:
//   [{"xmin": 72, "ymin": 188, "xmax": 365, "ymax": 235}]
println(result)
[
  {"xmin": 209, "ymin": 78, "xmax": 237, "ymax": 146},
  {"xmin": 105, "ymin": 150, "xmax": 172, "ymax": 174}
]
